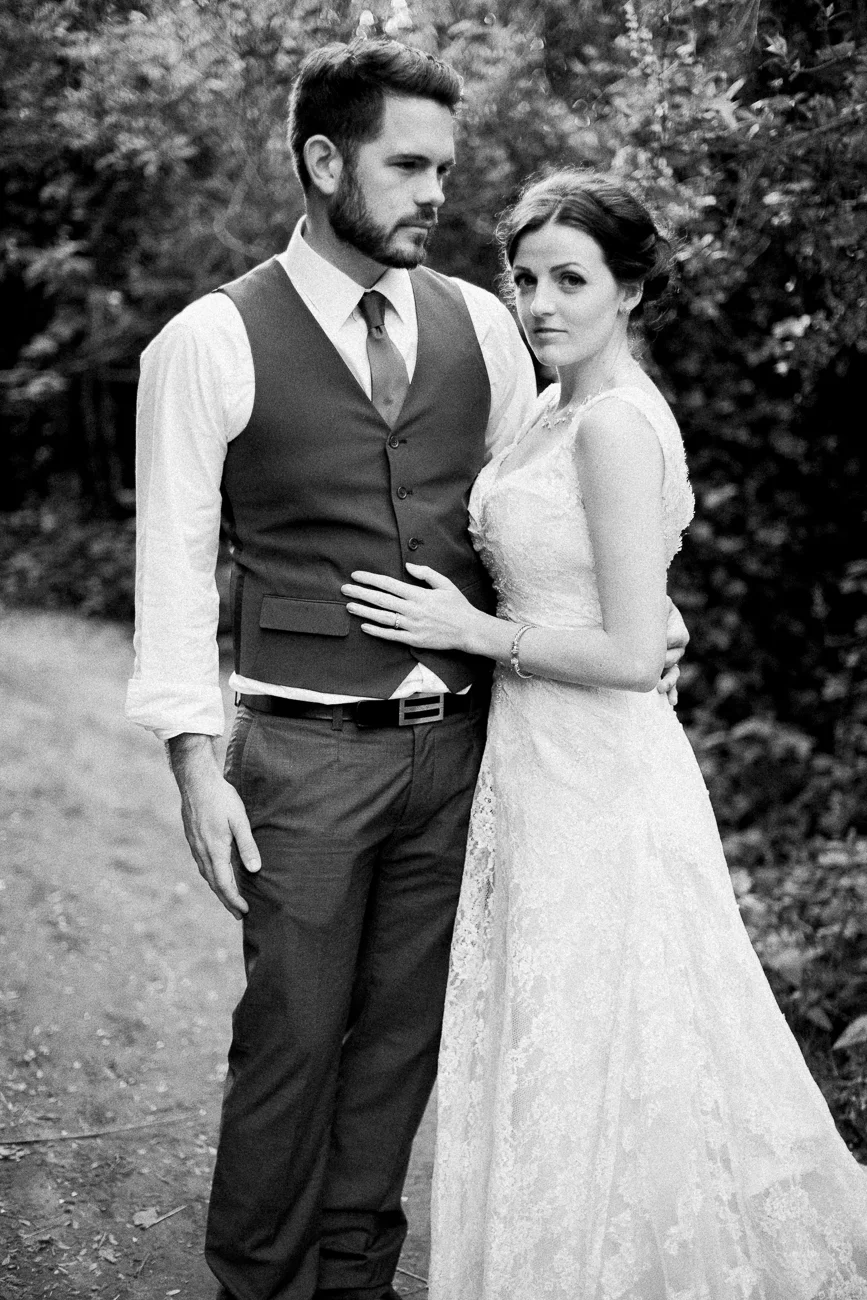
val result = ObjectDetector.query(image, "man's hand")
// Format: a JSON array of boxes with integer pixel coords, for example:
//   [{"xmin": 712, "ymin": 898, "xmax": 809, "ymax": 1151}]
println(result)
[
  {"xmin": 658, "ymin": 599, "xmax": 690, "ymax": 707},
  {"xmin": 166, "ymin": 733, "xmax": 260, "ymax": 919}
]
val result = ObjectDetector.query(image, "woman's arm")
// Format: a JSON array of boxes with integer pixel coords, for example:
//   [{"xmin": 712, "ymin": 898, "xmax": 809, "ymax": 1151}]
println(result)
[{"xmin": 343, "ymin": 401, "xmax": 668, "ymax": 693}]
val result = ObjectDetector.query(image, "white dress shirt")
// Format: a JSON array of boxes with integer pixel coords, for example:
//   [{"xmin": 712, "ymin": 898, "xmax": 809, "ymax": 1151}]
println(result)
[{"xmin": 126, "ymin": 221, "xmax": 538, "ymax": 740}]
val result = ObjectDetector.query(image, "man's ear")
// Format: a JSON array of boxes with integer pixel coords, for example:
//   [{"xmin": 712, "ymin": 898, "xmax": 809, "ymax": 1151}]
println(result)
[{"xmin": 303, "ymin": 135, "xmax": 344, "ymax": 197}]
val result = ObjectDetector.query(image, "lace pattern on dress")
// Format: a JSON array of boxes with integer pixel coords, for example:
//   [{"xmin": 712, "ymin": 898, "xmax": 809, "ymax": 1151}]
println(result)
[{"xmin": 431, "ymin": 383, "xmax": 867, "ymax": 1300}]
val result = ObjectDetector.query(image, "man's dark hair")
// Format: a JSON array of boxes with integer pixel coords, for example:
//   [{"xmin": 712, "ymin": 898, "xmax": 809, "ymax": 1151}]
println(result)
[{"xmin": 288, "ymin": 38, "xmax": 462, "ymax": 190}]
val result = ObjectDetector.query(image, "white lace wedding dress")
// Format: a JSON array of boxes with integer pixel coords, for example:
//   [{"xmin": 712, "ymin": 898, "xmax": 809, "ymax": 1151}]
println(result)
[{"xmin": 429, "ymin": 385, "xmax": 867, "ymax": 1300}]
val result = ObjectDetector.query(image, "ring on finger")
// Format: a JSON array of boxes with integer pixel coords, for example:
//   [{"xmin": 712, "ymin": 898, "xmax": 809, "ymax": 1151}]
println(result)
[{"xmin": 393, "ymin": 613, "xmax": 402, "ymax": 630}]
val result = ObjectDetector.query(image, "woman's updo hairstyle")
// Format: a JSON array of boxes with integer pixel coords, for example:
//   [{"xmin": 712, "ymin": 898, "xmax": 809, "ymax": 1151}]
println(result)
[{"xmin": 496, "ymin": 169, "xmax": 675, "ymax": 330}]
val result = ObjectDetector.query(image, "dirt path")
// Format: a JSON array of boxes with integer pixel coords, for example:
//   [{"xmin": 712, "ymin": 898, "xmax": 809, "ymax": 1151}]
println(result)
[{"xmin": 0, "ymin": 611, "xmax": 432, "ymax": 1300}]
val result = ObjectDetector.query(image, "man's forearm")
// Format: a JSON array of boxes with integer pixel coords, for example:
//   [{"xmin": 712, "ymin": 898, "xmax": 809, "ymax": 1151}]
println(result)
[{"xmin": 166, "ymin": 732, "xmax": 220, "ymax": 788}]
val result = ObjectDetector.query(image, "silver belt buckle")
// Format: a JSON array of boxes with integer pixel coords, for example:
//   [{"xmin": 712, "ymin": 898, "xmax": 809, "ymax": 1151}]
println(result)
[{"xmin": 398, "ymin": 693, "xmax": 446, "ymax": 726}]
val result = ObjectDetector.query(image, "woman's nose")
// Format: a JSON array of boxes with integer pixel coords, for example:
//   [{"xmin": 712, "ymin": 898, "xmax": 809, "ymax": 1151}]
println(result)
[{"xmin": 530, "ymin": 288, "xmax": 555, "ymax": 317}]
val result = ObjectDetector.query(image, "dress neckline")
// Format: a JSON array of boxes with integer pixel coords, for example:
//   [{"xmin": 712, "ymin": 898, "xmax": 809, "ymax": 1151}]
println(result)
[
  {"xmin": 541, "ymin": 381, "xmax": 661, "ymax": 422},
  {"xmin": 510, "ymin": 382, "xmax": 655, "ymax": 454}
]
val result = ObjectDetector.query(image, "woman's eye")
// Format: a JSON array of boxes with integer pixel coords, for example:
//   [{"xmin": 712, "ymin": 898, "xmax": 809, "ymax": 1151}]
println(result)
[
  {"xmin": 561, "ymin": 274, "xmax": 585, "ymax": 288},
  {"xmin": 513, "ymin": 275, "xmax": 534, "ymax": 290}
]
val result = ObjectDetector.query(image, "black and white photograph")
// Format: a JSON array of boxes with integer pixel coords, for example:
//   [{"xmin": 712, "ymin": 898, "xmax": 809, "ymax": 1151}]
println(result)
[{"xmin": 1, "ymin": 1, "xmax": 865, "ymax": 1297}]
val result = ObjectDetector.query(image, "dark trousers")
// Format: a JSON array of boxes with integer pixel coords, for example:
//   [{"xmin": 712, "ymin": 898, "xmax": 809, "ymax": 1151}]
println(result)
[{"xmin": 205, "ymin": 699, "xmax": 487, "ymax": 1300}]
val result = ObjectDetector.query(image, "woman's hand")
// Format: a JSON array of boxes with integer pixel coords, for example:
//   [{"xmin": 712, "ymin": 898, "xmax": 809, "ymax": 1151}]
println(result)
[
  {"xmin": 342, "ymin": 563, "xmax": 489, "ymax": 653},
  {"xmin": 657, "ymin": 599, "xmax": 690, "ymax": 707}
]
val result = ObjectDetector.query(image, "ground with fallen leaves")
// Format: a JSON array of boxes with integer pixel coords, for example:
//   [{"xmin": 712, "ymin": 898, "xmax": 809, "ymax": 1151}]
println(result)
[{"xmin": 0, "ymin": 611, "xmax": 432, "ymax": 1300}]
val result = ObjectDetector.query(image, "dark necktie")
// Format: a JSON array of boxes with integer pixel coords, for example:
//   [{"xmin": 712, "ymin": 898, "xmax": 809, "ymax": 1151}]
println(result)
[{"xmin": 358, "ymin": 290, "xmax": 410, "ymax": 428}]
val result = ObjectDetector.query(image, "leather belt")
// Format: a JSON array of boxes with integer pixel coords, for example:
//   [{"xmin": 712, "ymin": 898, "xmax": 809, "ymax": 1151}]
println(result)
[{"xmin": 237, "ymin": 690, "xmax": 478, "ymax": 729}]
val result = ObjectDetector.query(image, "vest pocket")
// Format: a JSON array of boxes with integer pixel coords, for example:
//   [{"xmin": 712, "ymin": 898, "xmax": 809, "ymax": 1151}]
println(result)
[{"xmin": 259, "ymin": 596, "xmax": 351, "ymax": 637}]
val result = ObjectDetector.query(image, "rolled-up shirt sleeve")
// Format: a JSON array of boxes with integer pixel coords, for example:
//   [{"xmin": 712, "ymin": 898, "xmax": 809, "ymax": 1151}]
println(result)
[{"xmin": 125, "ymin": 295, "xmax": 252, "ymax": 741}]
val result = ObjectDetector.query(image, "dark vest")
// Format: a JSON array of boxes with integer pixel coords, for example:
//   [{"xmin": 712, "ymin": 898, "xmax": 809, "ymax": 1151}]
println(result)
[{"xmin": 219, "ymin": 258, "xmax": 494, "ymax": 696}]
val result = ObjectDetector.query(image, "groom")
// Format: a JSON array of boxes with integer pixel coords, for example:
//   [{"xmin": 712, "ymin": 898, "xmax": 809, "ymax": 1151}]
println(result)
[{"xmin": 127, "ymin": 36, "xmax": 686, "ymax": 1300}]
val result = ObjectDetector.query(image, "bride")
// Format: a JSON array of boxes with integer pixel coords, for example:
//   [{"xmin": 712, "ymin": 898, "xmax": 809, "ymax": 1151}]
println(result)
[{"xmin": 342, "ymin": 170, "xmax": 867, "ymax": 1299}]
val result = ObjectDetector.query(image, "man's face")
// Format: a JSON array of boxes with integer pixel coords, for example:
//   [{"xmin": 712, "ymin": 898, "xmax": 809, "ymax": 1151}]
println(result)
[{"xmin": 328, "ymin": 94, "xmax": 456, "ymax": 268}]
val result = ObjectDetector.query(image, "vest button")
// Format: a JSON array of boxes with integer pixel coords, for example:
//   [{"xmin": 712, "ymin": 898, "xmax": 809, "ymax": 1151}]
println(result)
[
  {"xmin": 396, "ymin": 486, "xmax": 408, "ymax": 500},
  {"xmin": 407, "ymin": 537, "xmax": 423, "ymax": 551},
  {"xmin": 387, "ymin": 434, "xmax": 400, "ymax": 449}
]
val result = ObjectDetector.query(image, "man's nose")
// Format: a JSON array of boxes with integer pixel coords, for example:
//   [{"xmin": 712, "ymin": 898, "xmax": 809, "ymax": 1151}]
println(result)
[{"xmin": 416, "ymin": 171, "xmax": 446, "ymax": 209}]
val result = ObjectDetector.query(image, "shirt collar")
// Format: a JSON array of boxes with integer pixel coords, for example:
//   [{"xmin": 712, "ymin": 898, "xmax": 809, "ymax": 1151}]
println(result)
[{"xmin": 281, "ymin": 218, "xmax": 415, "ymax": 331}]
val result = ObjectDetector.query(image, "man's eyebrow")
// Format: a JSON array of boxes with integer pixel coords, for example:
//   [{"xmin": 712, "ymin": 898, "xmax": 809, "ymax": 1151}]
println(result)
[{"xmin": 386, "ymin": 152, "xmax": 456, "ymax": 168}]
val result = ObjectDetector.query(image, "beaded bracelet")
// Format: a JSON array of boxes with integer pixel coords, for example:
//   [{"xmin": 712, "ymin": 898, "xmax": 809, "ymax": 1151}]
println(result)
[{"xmin": 510, "ymin": 623, "xmax": 536, "ymax": 680}]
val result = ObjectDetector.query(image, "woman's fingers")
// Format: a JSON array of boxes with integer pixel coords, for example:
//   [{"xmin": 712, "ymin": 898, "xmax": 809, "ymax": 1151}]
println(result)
[
  {"xmin": 405, "ymin": 562, "xmax": 456, "ymax": 590},
  {"xmin": 346, "ymin": 601, "xmax": 404, "ymax": 625},
  {"xmin": 359, "ymin": 622, "xmax": 411, "ymax": 641},
  {"xmin": 348, "ymin": 571, "xmax": 417, "ymax": 597},
  {"xmin": 347, "ymin": 565, "xmax": 456, "ymax": 594},
  {"xmin": 342, "ymin": 582, "xmax": 402, "ymax": 611},
  {"xmin": 343, "ymin": 566, "xmax": 463, "ymax": 650}
]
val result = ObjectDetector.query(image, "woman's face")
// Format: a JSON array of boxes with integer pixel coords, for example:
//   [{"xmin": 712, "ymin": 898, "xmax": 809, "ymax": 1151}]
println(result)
[{"xmin": 511, "ymin": 221, "xmax": 637, "ymax": 373}]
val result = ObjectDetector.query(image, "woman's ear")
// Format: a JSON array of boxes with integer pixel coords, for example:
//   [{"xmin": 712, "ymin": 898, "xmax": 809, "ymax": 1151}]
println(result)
[
  {"xmin": 619, "ymin": 282, "xmax": 644, "ymax": 315},
  {"xmin": 302, "ymin": 134, "xmax": 344, "ymax": 197}
]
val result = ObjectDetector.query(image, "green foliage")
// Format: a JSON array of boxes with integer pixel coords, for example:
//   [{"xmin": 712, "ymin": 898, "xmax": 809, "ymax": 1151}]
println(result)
[
  {"xmin": 689, "ymin": 699, "xmax": 867, "ymax": 1148},
  {"xmin": 0, "ymin": 495, "xmax": 135, "ymax": 620},
  {"xmin": 728, "ymin": 836, "xmax": 867, "ymax": 1157}
]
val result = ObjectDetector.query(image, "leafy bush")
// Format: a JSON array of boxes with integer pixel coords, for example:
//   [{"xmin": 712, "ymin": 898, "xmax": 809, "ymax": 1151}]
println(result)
[
  {"xmin": 727, "ymin": 837, "xmax": 867, "ymax": 1158},
  {"xmin": 689, "ymin": 709, "xmax": 867, "ymax": 1155},
  {"xmin": 0, "ymin": 496, "xmax": 135, "ymax": 620}
]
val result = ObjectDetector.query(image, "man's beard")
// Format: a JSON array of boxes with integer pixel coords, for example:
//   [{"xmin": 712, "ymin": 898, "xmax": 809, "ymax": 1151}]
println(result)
[{"xmin": 328, "ymin": 163, "xmax": 436, "ymax": 268}]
